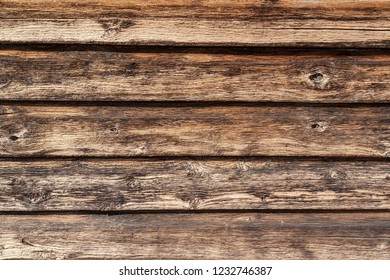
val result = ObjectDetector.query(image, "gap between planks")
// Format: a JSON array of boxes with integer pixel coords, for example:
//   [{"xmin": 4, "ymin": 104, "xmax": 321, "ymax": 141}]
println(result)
[{"xmin": 1, "ymin": 209, "xmax": 390, "ymax": 215}]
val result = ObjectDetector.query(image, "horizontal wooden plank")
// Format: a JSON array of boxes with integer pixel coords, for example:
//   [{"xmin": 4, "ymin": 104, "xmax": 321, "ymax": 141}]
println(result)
[
  {"xmin": 3, "ymin": 0, "xmax": 390, "ymax": 19},
  {"xmin": 0, "ymin": 105, "xmax": 389, "ymax": 157},
  {"xmin": 0, "ymin": 1, "xmax": 390, "ymax": 47},
  {"xmin": 1, "ymin": 212, "xmax": 389, "ymax": 259},
  {"xmin": 0, "ymin": 159, "xmax": 389, "ymax": 211},
  {"xmin": 1, "ymin": 50, "xmax": 390, "ymax": 102}
]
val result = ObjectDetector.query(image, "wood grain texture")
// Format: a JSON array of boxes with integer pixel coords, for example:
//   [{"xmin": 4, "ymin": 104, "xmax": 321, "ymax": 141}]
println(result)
[
  {"xmin": 0, "ymin": 105, "xmax": 389, "ymax": 157},
  {"xmin": 0, "ymin": 0, "xmax": 390, "ymax": 47},
  {"xmin": 1, "ymin": 0, "xmax": 389, "ymax": 262},
  {"xmin": 1, "ymin": 212, "xmax": 389, "ymax": 259},
  {"xmin": 1, "ymin": 49, "xmax": 390, "ymax": 102},
  {"xmin": 0, "ymin": 159, "xmax": 389, "ymax": 211}
]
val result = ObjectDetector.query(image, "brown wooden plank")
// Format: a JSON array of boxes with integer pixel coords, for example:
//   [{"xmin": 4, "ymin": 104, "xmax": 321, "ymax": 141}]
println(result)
[
  {"xmin": 1, "ymin": 212, "xmax": 389, "ymax": 259},
  {"xmin": 1, "ymin": 49, "xmax": 390, "ymax": 102},
  {"xmin": 0, "ymin": 0, "xmax": 390, "ymax": 47},
  {"xmin": 0, "ymin": 159, "xmax": 389, "ymax": 211},
  {"xmin": 0, "ymin": 105, "xmax": 389, "ymax": 157}
]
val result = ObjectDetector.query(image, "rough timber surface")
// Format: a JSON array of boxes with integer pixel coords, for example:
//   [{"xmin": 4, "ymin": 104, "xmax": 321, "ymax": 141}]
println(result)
[
  {"xmin": 0, "ymin": 49, "xmax": 390, "ymax": 102},
  {"xmin": 0, "ymin": 0, "xmax": 390, "ymax": 47},
  {"xmin": 1, "ymin": 0, "xmax": 390, "ymax": 261},
  {"xmin": 1, "ymin": 212, "xmax": 389, "ymax": 259},
  {"xmin": 0, "ymin": 159, "xmax": 389, "ymax": 211},
  {"xmin": 0, "ymin": 104, "xmax": 389, "ymax": 158}
]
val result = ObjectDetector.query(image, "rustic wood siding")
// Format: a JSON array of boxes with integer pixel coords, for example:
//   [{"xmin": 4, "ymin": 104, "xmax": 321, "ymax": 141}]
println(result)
[
  {"xmin": 1, "ymin": 159, "xmax": 389, "ymax": 211},
  {"xmin": 0, "ymin": 0, "xmax": 389, "ymax": 259},
  {"xmin": 1, "ymin": 0, "xmax": 390, "ymax": 47},
  {"xmin": 2, "ymin": 213, "xmax": 389, "ymax": 259},
  {"xmin": 1, "ymin": 48, "xmax": 390, "ymax": 102}
]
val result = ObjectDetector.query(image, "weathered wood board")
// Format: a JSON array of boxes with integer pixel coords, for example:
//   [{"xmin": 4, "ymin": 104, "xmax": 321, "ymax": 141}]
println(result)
[
  {"xmin": 1, "ymin": 0, "xmax": 390, "ymax": 47},
  {"xmin": 1, "ymin": 49, "xmax": 390, "ymax": 102},
  {"xmin": 1, "ymin": 213, "xmax": 389, "ymax": 259},
  {"xmin": 0, "ymin": 159, "xmax": 389, "ymax": 211},
  {"xmin": 0, "ymin": 105, "xmax": 388, "ymax": 157},
  {"xmin": 0, "ymin": 0, "xmax": 389, "ymax": 260}
]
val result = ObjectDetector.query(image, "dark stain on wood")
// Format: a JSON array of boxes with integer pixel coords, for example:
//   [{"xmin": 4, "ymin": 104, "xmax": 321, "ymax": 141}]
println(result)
[
  {"xmin": 0, "ymin": 75, "xmax": 12, "ymax": 89},
  {"xmin": 98, "ymin": 19, "xmax": 135, "ymax": 36},
  {"xmin": 10, "ymin": 178, "xmax": 52, "ymax": 205}
]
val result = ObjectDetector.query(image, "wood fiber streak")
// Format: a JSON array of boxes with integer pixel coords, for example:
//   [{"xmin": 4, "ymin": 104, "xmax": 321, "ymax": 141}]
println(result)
[
  {"xmin": 1, "ymin": 213, "xmax": 389, "ymax": 259},
  {"xmin": 0, "ymin": 105, "xmax": 389, "ymax": 157},
  {"xmin": 0, "ymin": 160, "xmax": 389, "ymax": 211},
  {"xmin": 0, "ymin": 1, "xmax": 390, "ymax": 47},
  {"xmin": 1, "ymin": 50, "xmax": 390, "ymax": 102}
]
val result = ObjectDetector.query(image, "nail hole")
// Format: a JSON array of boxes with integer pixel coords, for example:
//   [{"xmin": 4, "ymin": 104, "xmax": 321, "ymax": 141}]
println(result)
[
  {"xmin": 9, "ymin": 135, "xmax": 19, "ymax": 141},
  {"xmin": 309, "ymin": 73, "xmax": 323, "ymax": 83},
  {"xmin": 110, "ymin": 127, "xmax": 118, "ymax": 133}
]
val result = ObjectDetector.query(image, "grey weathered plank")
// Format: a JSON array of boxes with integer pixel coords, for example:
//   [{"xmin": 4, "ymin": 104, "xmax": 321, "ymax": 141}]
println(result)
[
  {"xmin": 0, "ymin": 0, "xmax": 390, "ymax": 47},
  {"xmin": 1, "ymin": 212, "xmax": 389, "ymax": 259},
  {"xmin": 0, "ymin": 105, "xmax": 389, "ymax": 157},
  {"xmin": 1, "ymin": 49, "xmax": 390, "ymax": 102},
  {"xmin": 0, "ymin": 159, "xmax": 389, "ymax": 211}
]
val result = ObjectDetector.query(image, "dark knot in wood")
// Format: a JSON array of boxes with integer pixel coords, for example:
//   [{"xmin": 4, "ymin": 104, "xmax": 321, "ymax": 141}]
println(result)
[
  {"xmin": 9, "ymin": 135, "xmax": 19, "ymax": 141},
  {"xmin": 309, "ymin": 72, "xmax": 324, "ymax": 83},
  {"xmin": 0, "ymin": 75, "xmax": 12, "ymax": 89}
]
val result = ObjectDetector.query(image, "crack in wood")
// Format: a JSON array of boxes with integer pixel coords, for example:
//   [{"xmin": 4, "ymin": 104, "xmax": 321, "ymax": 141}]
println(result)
[{"xmin": 21, "ymin": 238, "xmax": 35, "ymax": 247}]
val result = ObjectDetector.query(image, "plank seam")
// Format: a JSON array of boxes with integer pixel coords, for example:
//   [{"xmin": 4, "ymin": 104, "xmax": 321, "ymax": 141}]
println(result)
[
  {"xmin": 1, "ymin": 209, "xmax": 390, "ymax": 216},
  {"xmin": 0, "ymin": 156, "xmax": 389, "ymax": 161},
  {"xmin": 1, "ymin": 101, "xmax": 390, "ymax": 107}
]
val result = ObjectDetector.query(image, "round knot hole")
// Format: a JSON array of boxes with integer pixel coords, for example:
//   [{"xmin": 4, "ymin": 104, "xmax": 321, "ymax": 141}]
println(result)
[
  {"xmin": 9, "ymin": 135, "xmax": 19, "ymax": 141},
  {"xmin": 311, "ymin": 123, "xmax": 320, "ymax": 129},
  {"xmin": 309, "ymin": 72, "xmax": 324, "ymax": 83},
  {"xmin": 309, "ymin": 121, "xmax": 328, "ymax": 132}
]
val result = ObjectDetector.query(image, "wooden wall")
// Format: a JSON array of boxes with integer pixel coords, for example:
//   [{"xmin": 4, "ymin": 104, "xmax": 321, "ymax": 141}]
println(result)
[{"xmin": 0, "ymin": 0, "xmax": 389, "ymax": 259}]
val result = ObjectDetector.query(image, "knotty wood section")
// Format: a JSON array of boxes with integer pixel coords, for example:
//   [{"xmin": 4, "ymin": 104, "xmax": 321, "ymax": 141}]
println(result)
[
  {"xmin": 1, "ymin": 213, "xmax": 389, "ymax": 259},
  {"xmin": 1, "ymin": 49, "xmax": 390, "ymax": 102},
  {"xmin": 1, "ymin": 0, "xmax": 390, "ymax": 47},
  {"xmin": 0, "ymin": 105, "xmax": 388, "ymax": 157},
  {"xmin": 0, "ymin": 159, "xmax": 389, "ymax": 211}
]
